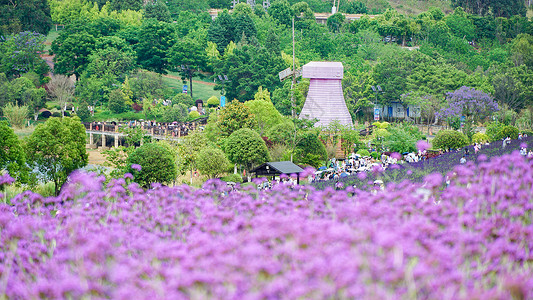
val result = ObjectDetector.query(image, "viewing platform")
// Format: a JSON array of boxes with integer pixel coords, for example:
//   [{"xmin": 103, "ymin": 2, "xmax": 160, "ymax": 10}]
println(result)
[{"xmin": 83, "ymin": 118, "xmax": 207, "ymax": 149}]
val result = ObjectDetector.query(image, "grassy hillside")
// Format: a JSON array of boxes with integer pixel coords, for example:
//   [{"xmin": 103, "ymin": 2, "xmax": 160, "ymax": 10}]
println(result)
[{"xmin": 386, "ymin": 0, "xmax": 453, "ymax": 15}]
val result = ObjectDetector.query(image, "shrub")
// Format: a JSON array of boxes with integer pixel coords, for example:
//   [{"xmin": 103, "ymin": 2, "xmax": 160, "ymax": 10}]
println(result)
[
  {"xmin": 126, "ymin": 142, "xmax": 178, "ymax": 188},
  {"xmin": 496, "ymin": 125, "xmax": 519, "ymax": 140},
  {"xmin": 471, "ymin": 132, "xmax": 490, "ymax": 143},
  {"xmin": 196, "ymin": 146, "xmax": 230, "ymax": 178},
  {"xmin": 432, "ymin": 130, "xmax": 469, "ymax": 150},
  {"xmin": 485, "ymin": 122, "xmax": 504, "ymax": 142},
  {"xmin": 372, "ymin": 121, "xmax": 390, "ymax": 129},
  {"xmin": 294, "ymin": 131, "xmax": 327, "ymax": 166},
  {"xmin": 370, "ymin": 152, "xmax": 380, "ymax": 159},
  {"xmin": 356, "ymin": 149, "xmax": 371, "ymax": 157},
  {"xmin": 207, "ymin": 96, "xmax": 220, "ymax": 107},
  {"xmin": 189, "ymin": 111, "xmax": 200, "ymax": 119},
  {"xmin": 2, "ymin": 104, "xmax": 29, "ymax": 128},
  {"xmin": 221, "ymin": 173, "xmax": 243, "ymax": 183},
  {"xmin": 173, "ymin": 93, "xmax": 194, "ymax": 107}
]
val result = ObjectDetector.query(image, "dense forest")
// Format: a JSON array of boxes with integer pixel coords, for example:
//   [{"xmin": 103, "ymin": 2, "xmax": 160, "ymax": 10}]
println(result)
[{"xmin": 0, "ymin": 0, "xmax": 532, "ymax": 127}]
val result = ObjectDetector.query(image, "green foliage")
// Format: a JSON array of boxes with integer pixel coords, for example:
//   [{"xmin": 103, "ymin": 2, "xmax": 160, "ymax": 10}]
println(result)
[
  {"xmin": 127, "ymin": 142, "xmax": 178, "ymax": 188},
  {"xmin": 268, "ymin": 0, "xmax": 293, "ymax": 27},
  {"xmin": 216, "ymin": 100, "xmax": 257, "ymax": 138},
  {"xmin": 244, "ymin": 98, "xmax": 283, "ymax": 135},
  {"xmin": 213, "ymin": 44, "xmax": 285, "ymax": 102},
  {"xmin": 370, "ymin": 151, "xmax": 380, "ymax": 159},
  {"xmin": 143, "ymin": 0, "xmax": 172, "ymax": 22},
  {"xmin": 161, "ymin": 104, "xmax": 189, "ymax": 123},
  {"xmin": 0, "ymin": 121, "xmax": 27, "ymax": 183},
  {"xmin": 173, "ymin": 93, "xmax": 195, "ymax": 107},
  {"xmin": 472, "ymin": 132, "xmax": 490, "ymax": 143},
  {"xmin": 383, "ymin": 123, "xmax": 423, "ymax": 153},
  {"xmin": 108, "ymin": 89, "xmax": 127, "ymax": 114},
  {"xmin": 76, "ymin": 101, "xmax": 91, "ymax": 122},
  {"xmin": 485, "ymin": 121, "xmax": 505, "ymax": 141},
  {"xmin": 135, "ymin": 19, "xmax": 176, "ymax": 74},
  {"xmin": 189, "ymin": 110, "xmax": 201, "ymax": 119},
  {"xmin": 206, "ymin": 96, "xmax": 219, "ymax": 107},
  {"xmin": 497, "ymin": 125, "xmax": 519, "ymax": 140},
  {"xmin": 177, "ymin": 129, "xmax": 208, "ymax": 173},
  {"xmin": 51, "ymin": 31, "xmax": 96, "ymax": 80},
  {"xmin": 0, "ymin": 0, "xmax": 52, "ymax": 36},
  {"xmin": 327, "ymin": 13, "xmax": 345, "ymax": 33},
  {"xmin": 221, "ymin": 173, "xmax": 243, "ymax": 183},
  {"xmin": 2, "ymin": 104, "xmax": 29, "ymax": 128},
  {"xmin": 373, "ymin": 121, "xmax": 390, "ymax": 129},
  {"xmin": 0, "ymin": 32, "xmax": 49, "ymax": 79},
  {"xmin": 432, "ymin": 130, "xmax": 469, "ymax": 150},
  {"xmin": 294, "ymin": 131, "xmax": 327, "ymax": 167},
  {"xmin": 223, "ymin": 128, "xmax": 270, "ymax": 171},
  {"xmin": 196, "ymin": 146, "xmax": 230, "ymax": 178},
  {"xmin": 356, "ymin": 149, "xmax": 371, "ymax": 157},
  {"xmin": 168, "ymin": 36, "xmax": 208, "ymax": 99},
  {"xmin": 26, "ymin": 117, "xmax": 88, "ymax": 195}
]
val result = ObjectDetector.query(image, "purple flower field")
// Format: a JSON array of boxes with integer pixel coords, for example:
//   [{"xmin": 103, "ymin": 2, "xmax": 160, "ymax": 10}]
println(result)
[
  {"xmin": 1, "ymin": 152, "xmax": 533, "ymax": 299},
  {"xmin": 314, "ymin": 136, "xmax": 533, "ymax": 190}
]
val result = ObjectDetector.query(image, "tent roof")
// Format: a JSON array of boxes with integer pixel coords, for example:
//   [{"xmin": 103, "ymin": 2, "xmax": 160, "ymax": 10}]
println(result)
[{"xmin": 252, "ymin": 161, "xmax": 304, "ymax": 176}]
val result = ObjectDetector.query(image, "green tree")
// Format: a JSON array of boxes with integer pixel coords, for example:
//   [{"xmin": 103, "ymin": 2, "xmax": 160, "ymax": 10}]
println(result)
[
  {"xmin": 127, "ymin": 142, "xmax": 178, "ymax": 188},
  {"xmin": 268, "ymin": 0, "xmax": 293, "ymax": 27},
  {"xmin": 0, "ymin": 31, "xmax": 49, "ymax": 79},
  {"xmin": 216, "ymin": 100, "xmax": 257, "ymax": 138},
  {"xmin": 108, "ymin": 89, "xmax": 127, "ymax": 113},
  {"xmin": 0, "ymin": 0, "xmax": 52, "ymax": 36},
  {"xmin": 0, "ymin": 121, "xmax": 27, "ymax": 183},
  {"xmin": 128, "ymin": 70, "xmax": 170, "ymax": 102},
  {"xmin": 327, "ymin": 13, "xmax": 345, "ymax": 33},
  {"xmin": 294, "ymin": 131, "xmax": 327, "ymax": 168},
  {"xmin": 84, "ymin": 47, "xmax": 137, "ymax": 82},
  {"xmin": 26, "ymin": 117, "xmax": 88, "ymax": 195},
  {"xmin": 168, "ymin": 37, "xmax": 208, "ymax": 99},
  {"xmin": 76, "ymin": 100, "xmax": 91, "ymax": 121},
  {"xmin": 342, "ymin": 71, "xmax": 375, "ymax": 121},
  {"xmin": 196, "ymin": 146, "xmax": 230, "ymax": 178},
  {"xmin": 143, "ymin": 0, "xmax": 172, "ymax": 22},
  {"xmin": 110, "ymin": 0, "xmax": 143, "ymax": 11},
  {"xmin": 244, "ymin": 92, "xmax": 283, "ymax": 135},
  {"xmin": 51, "ymin": 31, "xmax": 97, "ymax": 80},
  {"xmin": 177, "ymin": 129, "xmax": 208, "ymax": 183},
  {"xmin": 511, "ymin": 34, "xmax": 533, "ymax": 69},
  {"xmin": 207, "ymin": 10, "xmax": 235, "ymax": 53},
  {"xmin": 223, "ymin": 128, "xmax": 270, "ymax": 175},
  {"xmin": 233, "ymin": 13, "xmax": 256, "ymax": 43},
  {"xmin": 213, "ymin": 44, "xmax": 285, "ymax": 101},
  {"xmin": 135, "ymin": 19, "xmax": 176, "ymax": 74}
]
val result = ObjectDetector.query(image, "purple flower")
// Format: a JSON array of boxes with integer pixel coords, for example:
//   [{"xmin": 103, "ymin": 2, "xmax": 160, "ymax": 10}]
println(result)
[
  {"xmin": 131, "ymin": 164, "xmax": 142, "ymax": 171},
  {"xmin": 416, "ymin": 140, "xmax": 430, "ymax": 152}
]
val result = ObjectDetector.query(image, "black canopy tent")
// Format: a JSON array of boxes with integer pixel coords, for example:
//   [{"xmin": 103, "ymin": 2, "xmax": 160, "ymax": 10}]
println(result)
[{"xmin": 251, "ymin": 161, "xmax": 305, "ymax": 184}]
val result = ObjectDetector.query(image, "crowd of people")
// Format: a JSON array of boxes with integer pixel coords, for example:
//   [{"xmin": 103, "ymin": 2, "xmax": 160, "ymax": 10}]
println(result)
[
  {"xmin": 87, "ymin": 119, "xmax": 207, "ymax": 138},
  {"xmin": 312, "ymin": 149, "xmax": 435, "ymax": 182}
]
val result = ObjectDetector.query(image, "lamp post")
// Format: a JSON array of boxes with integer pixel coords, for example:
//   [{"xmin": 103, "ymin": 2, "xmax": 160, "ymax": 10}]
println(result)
[
  {"xmin": 216, "ymin": 75, "xmax": 230, "ymax": 108},
  {"xmin": 371, "ymin": 85, "xmax": 383, "ymax": 121},
  {"xmin": 181, "ymin": 65, "xmax": 193, "ymax": 99}
]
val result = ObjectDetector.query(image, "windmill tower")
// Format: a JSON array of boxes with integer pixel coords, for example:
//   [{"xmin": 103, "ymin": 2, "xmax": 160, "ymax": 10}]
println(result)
[{"xmin": 299, "ymin": 62, "xmax": 352, "ymax": 128}]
